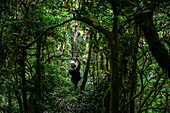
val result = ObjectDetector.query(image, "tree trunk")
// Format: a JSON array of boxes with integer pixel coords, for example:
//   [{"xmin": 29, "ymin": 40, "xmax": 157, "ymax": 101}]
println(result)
[
  {"xmin": 0, "ymin": 26, "xmax": 4, "ymax": 69},
  {"xmin": 130, "ymin": 33, "xmax": 139, "ymax": 113},
  {"xmin": 21, "ymin": 4, "xmax": 29, "ymax": 113},
  {"xmin": 109, "ymin": 6, "xmax": 119, "ymax": 113},
  {"xmin": 103, "ymin": 89, "xmax": 110, "ymax": 113},
  {"xmin": 137, "ymin": 12, "xmax": 170, "ymax": 78},
  {"xmin": 37, "ymin": 40, "xmax": 41, "ymax": 100},
  {"xmin": 20, "ymin": 47, "xmax": 28, "ymax": 113},
  {"xmin": 14, "ymin": 84, "xmax": 23, "ymax": 113},
  {"xmin": 80, "ymin": 31, "xmax": 93, "ymax": 92},
  {"xmin": 8, "ymin": 90, "xmax": 12, "ymax": 113},
  {"xmin": 35, "ymin": 36, "xmax": 42, "ymax": 113},
  {"xmin": 100, "ymin": 51, "xmax": 104, "ymax": 73},
  {"xmin": 106, "ymin": 54, "xmax": 109, "ymax": 71},
  {"xmin": 83, "ymin": 27, "xmax": 89, "ymax": 40},
  {"xmin": 96, "ymin": 49, "xmax": 99, "ymax": 83},
  {"xmin": 73, "ymin": 22, "xmax": 79, "ymax": 57}
]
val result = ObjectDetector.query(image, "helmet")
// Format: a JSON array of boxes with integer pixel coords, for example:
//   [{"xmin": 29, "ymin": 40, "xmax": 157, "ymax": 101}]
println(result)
[{"xmin": 70, "ymin": 61, "xmax": 76, "ymax": 66}]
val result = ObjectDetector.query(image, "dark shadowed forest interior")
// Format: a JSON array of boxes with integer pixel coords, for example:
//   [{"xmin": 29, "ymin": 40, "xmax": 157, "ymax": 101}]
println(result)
[{"xmin": 0, "ymin": 0, "xmax": 170, "ymax": 113}]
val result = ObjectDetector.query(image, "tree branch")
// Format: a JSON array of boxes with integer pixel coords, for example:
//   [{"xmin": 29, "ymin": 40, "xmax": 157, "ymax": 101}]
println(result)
[
  {"xmin": 157, "ymin": 22, "xmax": 170, "ymax": 32},
  {"xmin": 137, "ymin": 74, "xmax": 163, "ymax": 113},
  {"xmin": 7, "ymin": 18, "xmax": 74, "ymax": 72},
  {"xmin": 21, "ymin": 18, "xmax": 74, "ymax": 49},
  {"xmin": 45, "ymin": 54, "xmax": 63, "ymax": 63},
  {"xmin": 74, "ymin": 16, "xmax": 113, "ymax": 41},
  {"xmin": 141, "ymin": 106, "xmax": 166, "ymax": 112}
]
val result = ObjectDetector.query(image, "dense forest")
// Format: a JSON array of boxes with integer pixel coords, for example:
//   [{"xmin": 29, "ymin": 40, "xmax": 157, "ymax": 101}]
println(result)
[{"xmin": 0, "ymin": 0, "xmax": 169, "ymax": 113}]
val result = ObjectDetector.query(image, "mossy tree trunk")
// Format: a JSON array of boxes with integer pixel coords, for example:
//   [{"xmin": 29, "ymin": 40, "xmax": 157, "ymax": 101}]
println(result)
[
  {"xmin": 109, "ymin": 5, "xmax": 119, "ymax": 113},
  {"xmin": 35, "ymin": 38, "xmax": 42, "ymax": 113},
  {"xmin": 137, "ymin": 11, "xmax": 170, "ymax": 78},
  {"xmin": 20, "ymin": 46, "xmax": 28, "ymax": 113},
  {"xmin": 130, "ymin": 27, "xmax": 139, "ymax": 113},
  {"xmin": 20, "ymin": 3, "xmax": 29, "ymax": 112},
  {"xmin": 80, "ymin": 31, "xmax": 93, "ymax": 92}
]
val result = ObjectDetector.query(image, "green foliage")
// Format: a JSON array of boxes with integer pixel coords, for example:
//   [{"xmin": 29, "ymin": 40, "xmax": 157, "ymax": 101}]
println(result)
[{"xmin": 0, "ymin": 0, "xmax": 169, "ymax": 113}]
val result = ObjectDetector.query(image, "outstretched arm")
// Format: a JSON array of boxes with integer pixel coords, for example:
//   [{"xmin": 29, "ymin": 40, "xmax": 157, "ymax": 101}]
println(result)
[
  {"xmin": 73, "ymin": 57, "xmax": 81, "ymax": 68},
  {"xmin": 77, "ymin": 59, "xmax": 81, "ymax": 67}
]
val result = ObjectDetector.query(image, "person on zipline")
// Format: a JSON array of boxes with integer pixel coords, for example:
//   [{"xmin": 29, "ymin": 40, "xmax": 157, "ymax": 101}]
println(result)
[{"xmin": 68, "ymin": 57, "xmax": 81, "ymax": 90}]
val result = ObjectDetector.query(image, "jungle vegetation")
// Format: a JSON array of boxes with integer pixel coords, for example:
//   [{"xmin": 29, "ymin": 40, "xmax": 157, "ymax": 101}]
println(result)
[{"xmin": 0, "ymin": 0, "xmax": 169, "ymax": 113}]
